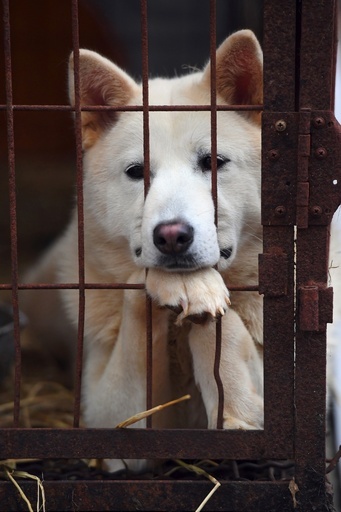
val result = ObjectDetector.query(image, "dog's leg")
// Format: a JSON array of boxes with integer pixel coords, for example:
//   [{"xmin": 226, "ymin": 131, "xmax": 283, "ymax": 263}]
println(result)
[
  {"xmin": 82, "ymin": 270, "xmax": 172, "ymax": 473},
  {"xmin": 146, "ymin": 267, "xmax": 263, "ymax": 429},
  {"xmin": 188, "ymin": 309, "xmax": 263, "ymax": 430}
]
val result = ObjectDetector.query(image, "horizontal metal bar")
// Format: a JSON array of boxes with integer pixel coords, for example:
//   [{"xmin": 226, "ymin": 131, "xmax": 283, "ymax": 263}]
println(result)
[
  {"xmin": 0, "ymin": 283, "xmax": 259, "ymax": 292},
  {"xmin": 0, "ymin": 480, "xmax": 293, "ymax": 512},
  {"xmin": 0, "ymin": 103, "xmax": 264, "ymax": 112},
  {"xmin": 0, "ymin": 428, "xmax": 292, "ymax": 460}
]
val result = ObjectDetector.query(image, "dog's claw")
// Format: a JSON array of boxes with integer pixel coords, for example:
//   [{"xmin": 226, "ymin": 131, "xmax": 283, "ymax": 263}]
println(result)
[
  {"xmin": 146, "ymin": 267, "xmax": 230, "ymax": 326},
  {"xmin": 180, "ymin": 299, "xmax": 189, "ymax": 317},
  {"xmin": 218, "ymin": 306, "xmax": 225, "ymax": 317}
]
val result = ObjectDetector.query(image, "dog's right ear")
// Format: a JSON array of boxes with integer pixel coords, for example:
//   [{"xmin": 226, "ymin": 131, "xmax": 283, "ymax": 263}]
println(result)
[
  {"xmin": 202, "ymin": 30, "xmax": 263, "ymax": 124},
  {"xmin": 69, "ymin": 50, "xmax": 139, "ymax": 150}
]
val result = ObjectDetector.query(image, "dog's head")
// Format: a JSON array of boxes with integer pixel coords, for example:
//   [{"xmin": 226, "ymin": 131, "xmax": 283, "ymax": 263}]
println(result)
[{"xmin": 69, "ymin": 30, "xmax": 262, "ymax": 274}]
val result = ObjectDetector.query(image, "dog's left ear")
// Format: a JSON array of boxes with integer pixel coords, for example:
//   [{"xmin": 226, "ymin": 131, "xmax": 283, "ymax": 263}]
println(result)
[{"xmin": 203, "ymin": 30, "xmax": 263, "ymax": 124}]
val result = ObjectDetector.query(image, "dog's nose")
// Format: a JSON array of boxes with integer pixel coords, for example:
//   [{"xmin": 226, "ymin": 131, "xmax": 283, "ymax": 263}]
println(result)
[{"xmin": 153, "ymin": 222, "xmax": 194, "ymax": 255}]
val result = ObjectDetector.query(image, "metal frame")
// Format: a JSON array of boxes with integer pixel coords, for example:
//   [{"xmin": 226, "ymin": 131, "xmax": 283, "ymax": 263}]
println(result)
[{"xmin": 1, "ymin": 0, "xmax": 341, "ymax": 510}]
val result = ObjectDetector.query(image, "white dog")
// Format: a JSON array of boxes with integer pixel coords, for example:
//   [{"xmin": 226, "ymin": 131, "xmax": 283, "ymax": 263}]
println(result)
[{"xmin": 23, "ymin": 30, "xmax": 265, "ymax": 472}]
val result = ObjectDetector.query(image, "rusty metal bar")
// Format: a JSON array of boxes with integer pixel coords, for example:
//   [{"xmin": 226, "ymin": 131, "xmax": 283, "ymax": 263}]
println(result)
[
  {"xmin": 0, "ymin": 428, "xmax": 289, "ymax": 460},
  {"xmin": 298, "ymin": 0, "xmax": 337, "ymax": 111},
  {"xmin": 0, "ymin": 283, "xmax": 260, "ymax": 291},
  {"xmin": 208, "ymin": 0, "xmax": 224, "ymax": 431},
  {"xmin": 0, "ymin": 480, "xmax": 294, "ymax": 512},
  {"xmin": 2, "ymin": 0, "xmax": 22, "ymax": 428},
  {"xmin": 294, "ymin": 1, "xmax": 338, "ymax": 510},
  {"xmin": 263, "ymin": 1, "xmax": 297, "ymax": 111},
  {"xmin": 209, "ymin": 0, "xmax": 218, "ymax": 222},
  {"xmin": 70, "ymin": 0, "xmax": 85, "ymax": 429},
  {"xmin": 140, "ymin": 0, "xmax": 153, "ymax": 426},
  {"xmin": 0, "ymin": 103, "xmax": 264, "ymax": 112},
  {"xmin": 262, "ymin": 0, "xmax": 296, "ymax": 452}
]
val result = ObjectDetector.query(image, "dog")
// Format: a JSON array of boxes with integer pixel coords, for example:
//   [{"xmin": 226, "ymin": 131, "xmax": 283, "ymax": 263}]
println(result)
[{"xmin": 22, "ymin": 30, "xmax": 265, "ymax": 472}]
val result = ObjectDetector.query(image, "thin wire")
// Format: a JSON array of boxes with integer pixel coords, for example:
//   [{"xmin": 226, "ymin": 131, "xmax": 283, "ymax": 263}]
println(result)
[
  {"xmin": 140, "ymin": 0, "xmax": 153, "ymax": 428},
  {"xmin": 0, "ymin": 103, "xmax": 264, "ymax": 112},
  {"xmin": 0, "ymin": 283, "xmax": 259, "ymax": 292},
  {"xmin": 71, "ymin": 0, "xmax": 85, "ymax": 428},
  {"xmin": 209, "ymin": 0, "xmax": 224, "ymax": 430},
  {"xmin": 3, "ymin": 0, "xmax": 22, "ymax": 427}
]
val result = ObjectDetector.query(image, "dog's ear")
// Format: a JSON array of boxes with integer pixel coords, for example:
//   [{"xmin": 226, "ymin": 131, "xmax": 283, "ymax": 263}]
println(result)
[
  {"xmin": 69, "ymin": 50, "xmax": 139, "ymax": 149},
  {"xmin": 203, "ymin": 30, "xmax": 263, "ymax": 124}
]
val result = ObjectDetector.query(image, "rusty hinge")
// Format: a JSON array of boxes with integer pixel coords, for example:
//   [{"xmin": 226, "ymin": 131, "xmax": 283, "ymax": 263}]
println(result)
[
  {"xmin": 298, "ymin": 284, "xmax": 333, "ymax": 331},
  {"xmin": 297, "ymin": 109, "xmax": 341, "ymax": 228},
  {"xmin": 307, "ymin": 110, "xmax": 341, "ymax": 227},
  {"xmin": 262, "ymin": 110, "xmax": 341, "ymax": 227},
  {"xmin": 262, "ymin": 112, "xmax": 299, "ymax": 226},
  {"xmin": 296, "ymin": 109, "xmax": 311, "ymax": 228}
]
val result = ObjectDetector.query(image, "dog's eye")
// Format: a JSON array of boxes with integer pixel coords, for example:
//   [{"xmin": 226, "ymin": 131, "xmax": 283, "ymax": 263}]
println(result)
[
  {"xmin": 199, "ymin": 154, "xmax": 228, "ymax": 172},
  {"xmin": 126, "ymin": 164, "xmax": 144, "ymax": 180}
]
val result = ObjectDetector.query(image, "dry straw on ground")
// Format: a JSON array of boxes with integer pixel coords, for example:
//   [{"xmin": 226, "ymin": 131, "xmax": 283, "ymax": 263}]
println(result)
[{"xmin": 0, "ymin": 386, "xmax": 221, "ymax": 512}]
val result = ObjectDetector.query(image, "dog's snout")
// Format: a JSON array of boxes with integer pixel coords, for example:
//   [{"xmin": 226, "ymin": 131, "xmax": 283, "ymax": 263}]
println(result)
[{"xmin": 153, "ymin": 222, "xmax": 194, "ymax": 255}]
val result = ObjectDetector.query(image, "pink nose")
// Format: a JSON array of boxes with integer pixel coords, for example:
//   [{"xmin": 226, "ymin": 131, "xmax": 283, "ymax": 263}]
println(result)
[{"xmin": 153, "ymin": 222, "xmax": 194, "ymax": 255}]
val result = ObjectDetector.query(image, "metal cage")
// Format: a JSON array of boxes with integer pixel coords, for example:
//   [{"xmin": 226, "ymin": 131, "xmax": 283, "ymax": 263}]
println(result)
[{"xmin": 1, "ymin": 0, "xmax": 341, "ymax": 510}]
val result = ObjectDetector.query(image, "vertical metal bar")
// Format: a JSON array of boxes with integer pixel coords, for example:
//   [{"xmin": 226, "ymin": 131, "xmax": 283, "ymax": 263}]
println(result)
[
  {"xmin": 140, "ymin": 0, "xmax": 153, "ymax": 427},
  {"xmin": 141, "ymin": 0, "xmax": 150, "ymax": 197},
  {"xmin": 298, "ymin": 0, "xmax": 337, "ymax": 111},
  {"xmin": 209, "ymin": 0, "xmax": 218, "ymax": 225},
  {"xmin": 295, "ymin": 1, "xmax": 337, "ymax": 509},
  {"xmin": 71, "ymin": 0, "xmax": 85, "ymax": 428},
  {"xmin": 2, "ymin": 0, "xmax": 21, "ymax": 427},
  {"xmin": 262, "ymin": 0, "xmax": 296, "ymax": 450},
  {"xmin": 263, "ymin": 0, "xmax": 297, "ymax": 111},
  {"xmin": 209, "ymin": 0, "xmax": 224, "ymax": 430}
]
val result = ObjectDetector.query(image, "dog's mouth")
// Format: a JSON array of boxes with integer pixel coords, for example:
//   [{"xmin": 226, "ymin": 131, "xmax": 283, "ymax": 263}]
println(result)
[
  {"xmin": 155, "ymin": 253, "xmax": 201, "ymax": 271},
  {"xmin": 135, "ymin": 246, "xmax": 234, "ymax": 271}
]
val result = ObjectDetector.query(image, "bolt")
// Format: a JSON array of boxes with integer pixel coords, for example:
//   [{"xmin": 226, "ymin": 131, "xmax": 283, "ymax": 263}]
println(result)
[
  {"xmin": 315, "ymin": 147, "xmax": 327, "ymax": 159},
  {"xmin": 275, "ymin": 120, "xmax": 287, "ymax": 132},
  {"xmin": 268, "ymin": 149, "xmax": 280, "ymax": 160},
  {"xmin": 311, "ymin": 206, "xmax": 322, "ymax": 216},
  {"xmin": 313, "ymin": 116, "xmax": 325, "ymax": 128},
  {"xmin": 275, "ymin": 206, "xmax": 286, "ymax": 216}
]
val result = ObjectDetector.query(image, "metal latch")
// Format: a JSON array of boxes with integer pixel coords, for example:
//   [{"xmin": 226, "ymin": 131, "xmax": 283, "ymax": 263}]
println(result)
[{"xmin": 298, "ymin": 284, "xmax": 333, "ymax": 331}]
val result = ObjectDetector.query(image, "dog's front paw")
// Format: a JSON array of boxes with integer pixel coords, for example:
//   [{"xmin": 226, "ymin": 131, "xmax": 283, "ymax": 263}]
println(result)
[
  {"xmin": 146, "ymin": 267, "xmax": 230, "ymax": 325},
  {"xmin": 206, "ymin": 395, "xmax": 263, "ymax": 431},
  {"xmin": 223, "ymin": 401, "xmax": 264, "ymax": 431}
]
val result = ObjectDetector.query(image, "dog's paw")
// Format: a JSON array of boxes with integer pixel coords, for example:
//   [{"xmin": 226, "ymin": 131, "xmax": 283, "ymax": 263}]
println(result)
[
  {"xmin": 217, "ymin": 394, "xmax": 263, "ymax": 431},
  {"xmin": 223, "ymin": 415, "xmax": 260, "ymax": 430},
  {"xmin": 207, "ymin": 397, "xmax": 263, "ymax": 431},
  {"xmin": 146, "ymin": 267, "xmax": 230, "ymax": 325},
  {"xmin": 223, "ymin": 408, "xmax": 263, "ymax": 430}
]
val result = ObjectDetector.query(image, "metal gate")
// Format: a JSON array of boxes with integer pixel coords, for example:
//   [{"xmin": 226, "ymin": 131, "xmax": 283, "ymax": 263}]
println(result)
[{"xmin": 1, "ymin": 0, "xmax": 341, "ymax": 510}]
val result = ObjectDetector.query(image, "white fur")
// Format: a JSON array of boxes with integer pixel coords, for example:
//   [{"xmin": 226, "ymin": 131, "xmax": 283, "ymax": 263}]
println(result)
[{"xmin": 23, "ymin": 31, "xmax": 266, "ymax": 473}]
